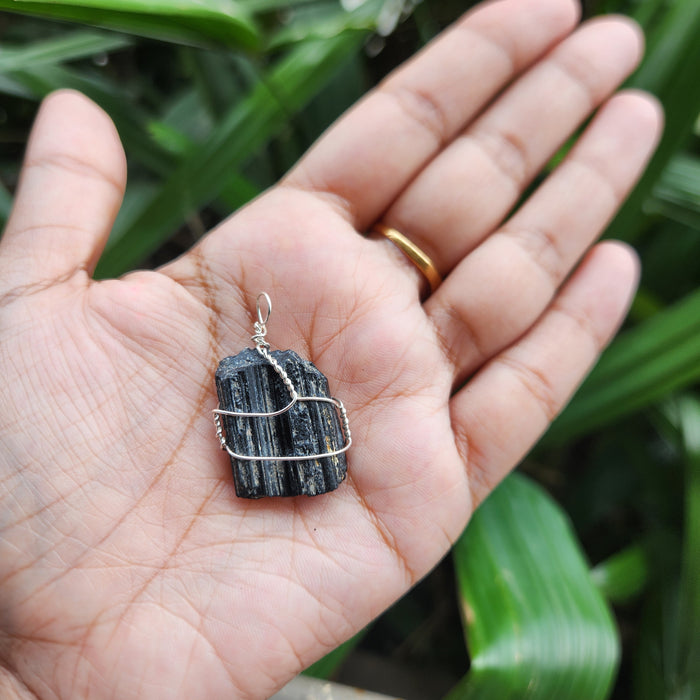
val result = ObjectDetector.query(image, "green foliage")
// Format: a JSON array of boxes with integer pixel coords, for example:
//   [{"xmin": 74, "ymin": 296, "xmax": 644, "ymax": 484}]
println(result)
[
  {"xmin": 1, "ymin": 0, "xmax": 699, "ymax": 698},
  {"xmin": 0, "ymin": 0, "xmax": 260, "ymax": 49},
  {"xmin": 95, "ymin": 29, "xmax": 366, "ymax": 277},
  {"xmin": 304, "ymin": 633, "xmax": 367, "ymax": 680},
  {"xmin": 448, "ymin": 474, "xmax": 618, "ymax": 700},
  {"xmin": 546, "ymin": 287, "xmax": 700, "ymax": 444},
  {"xmin": 590, "ymin": 544, "xmax": 649, "ymax": 604},
  {"xmin": 0, "ymin": 29, "xmax": 132, "ymax": 72},
  {"xmin": 606, "ymin": 0, "xmax": 700, "ymax": 244},
  {"xmin": 637, "ymin": 396, "xmax": 700, "ymax": 699}
]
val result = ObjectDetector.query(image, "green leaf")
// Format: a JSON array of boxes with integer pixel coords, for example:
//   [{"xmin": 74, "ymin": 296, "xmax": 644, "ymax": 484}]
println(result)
[
  {"xmin": 590, "ymin": 544, "xmax": 649, "ymax": 604},
  {"xmin": 303, "ymin": 632, "xmax": 367, "ymax": 680},
  {"xmin": 0, "ymin": 30, "xmax": 132, "ymax": 73},
  {"xmin": 146, "ymin": 117, "xmax": 262, "ymax": 210},
  {"xmin": 545, "ymin": 287, "xmax": 700, "ymax": 445},
  {"xmin": 447, "ymin": 474, "xmax": 619, "ymax": 700},
  {"xmin": 606, "ymin": 0, "xmax": 700, "ymax": 243},
  {"xmin": 638, "ymin": 218, "xmax": 700, "ymax": 307},
  {"xmin": 628, "ymin": 0, "xmax": 669, "ymax": 29},
  {"xmin": 0, "ymin": 180, "xmax": 13, "ymax": 231},
  {"xmin": 647, "ymin": 153, "xmax": 700, "ymax": 230},
  {"xmin": 633, "ymin": 585, "xmax": 684, "ymax": 700},
  {"xmin": 267, "ymin": 0, "xmax": 380, "ymax": 50},
  {"xmin": 95, "ymin": 28, "xmax": 368, "ymax": 278},
  {"xmin": 158, "ymin": 87, "xmax": 215, "ymax": 144},
  {"xmin": 0, "ymin": 0, "xmax": 260, "ymax": 50},
  {"xmin": 665, "ymin": 396, "xmax": 700, "ymax": 694},
  {"xmin": 216, "ymin": 172, "xmax": 262, "ymax": 212},
  {"xmin": 632, "ymin": 396, "xmax": 700, "ymax": 700},
  {"xmin": 0, "ymin": 64, "xmax": 176, "ymax": 175},
  {"xmin": 238, "ymin": 0, "xmax": 323, "ymax": 11},
  {"xmin": 147, "ymin": 120, "xmax": 194, "ymax": 157}
]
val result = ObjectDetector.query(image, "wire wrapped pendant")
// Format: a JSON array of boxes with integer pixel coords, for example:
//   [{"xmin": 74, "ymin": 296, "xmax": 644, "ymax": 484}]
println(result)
[{"xmin": 213, "ymin": 293, "xmax": 351, "ymax": 499}]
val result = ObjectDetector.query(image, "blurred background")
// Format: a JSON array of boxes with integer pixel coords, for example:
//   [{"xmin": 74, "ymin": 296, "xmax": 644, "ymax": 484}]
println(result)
[{"xmin": 0, "ymin": 0, "xmax": 698, "ymax": 698}]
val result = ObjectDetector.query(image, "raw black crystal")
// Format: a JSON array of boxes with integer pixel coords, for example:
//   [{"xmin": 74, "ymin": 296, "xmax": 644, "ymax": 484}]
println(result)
[{"xmin": 215, "ymin": 348, "xmax": 348, "ymax": 498}]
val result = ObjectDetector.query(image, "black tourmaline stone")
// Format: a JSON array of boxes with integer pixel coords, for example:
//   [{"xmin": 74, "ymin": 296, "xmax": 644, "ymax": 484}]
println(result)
[{"xmin": 215, "ymin": 348, "xmax": 347, "ymax": 499}]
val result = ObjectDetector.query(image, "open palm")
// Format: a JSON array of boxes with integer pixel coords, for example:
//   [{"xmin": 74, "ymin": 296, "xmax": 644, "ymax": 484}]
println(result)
[{"xmin": 0, "ymin": 1, "xmax": 661, "ymax": 698}]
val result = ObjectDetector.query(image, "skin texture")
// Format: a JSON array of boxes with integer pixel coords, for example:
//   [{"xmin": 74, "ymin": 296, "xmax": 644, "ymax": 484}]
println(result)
[{"xmin": 0, "ymin": 0, "xmax": 662, "ymax": 698}]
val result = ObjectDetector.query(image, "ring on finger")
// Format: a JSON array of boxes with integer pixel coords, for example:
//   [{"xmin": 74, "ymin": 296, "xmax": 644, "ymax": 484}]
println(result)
[{"xmin": 372, "ymin": 223, "xmax": 443, "ymax": 294}]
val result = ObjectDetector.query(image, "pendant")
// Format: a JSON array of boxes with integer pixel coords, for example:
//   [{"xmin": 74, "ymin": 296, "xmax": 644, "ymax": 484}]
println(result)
[{"xmin": 213, "ymin": 293, "xmax": 351, "ymax": 499}]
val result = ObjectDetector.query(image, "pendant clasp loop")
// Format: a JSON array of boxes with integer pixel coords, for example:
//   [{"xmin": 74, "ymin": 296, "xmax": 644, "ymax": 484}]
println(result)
[{"xmin": 256, "ymin": 292, "xmax": 272, "ymax": 326}]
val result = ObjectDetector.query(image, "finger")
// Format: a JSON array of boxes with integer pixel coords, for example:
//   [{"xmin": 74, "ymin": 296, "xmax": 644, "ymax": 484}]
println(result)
[
  {"xmin": 380, "ymin": 16, "xmax": 644, "ymax": 275},
  {"xmin": 284, "ymin": 0, "xmax": 579, "ymax": 231},
  {"xmin": 426, "ymin": 91, "xmax": 662, "ymax": 386},
  {"xmin": 0, "ymin": 90, "xmax": 126, "ymax": 290},
  {"xmin": 451, "ymin": 241, "xmax": 639, "ymax": 506}
]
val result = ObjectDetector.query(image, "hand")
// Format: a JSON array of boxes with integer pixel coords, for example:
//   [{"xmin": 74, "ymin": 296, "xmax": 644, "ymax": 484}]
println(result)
[{"xmin": 0, "ymin": 0, "xmax": 661, "ymax": 697}]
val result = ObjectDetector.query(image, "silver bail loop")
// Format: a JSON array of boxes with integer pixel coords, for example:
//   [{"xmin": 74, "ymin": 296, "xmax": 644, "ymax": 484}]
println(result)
[
  {"xmin": 256, "ymin": 292, "xmax": 272, "ymax": 326},
  {"xmin": 252, "ymin": 292, "xmax": 272, "ymax": 349}
]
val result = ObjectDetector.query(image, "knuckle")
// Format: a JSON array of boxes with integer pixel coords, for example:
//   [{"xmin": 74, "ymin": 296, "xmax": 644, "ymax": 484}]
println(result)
[
  {"xmin": 549, "ymin": 50, "xmax": 601, "ymax": 111},
  {"xmin": 382, "ymin": 82, "xmax": 451, "ymax": 148},
  {"xmin": 499, "ymin": 224, "xmax": 565, "ymax": 290},
  {"xmin": 469, "ymin": 125, "xmax": 530, "ymax": 191},
  {"xmin": 25, "ymin": 151, "xmax": 123, "ymax": 196},
  {"xmin": 568, "ymin": 155, "xmax": 624, "ymax": 205},
  {"xmin": 455, "ymin": 19, "xmax": 517, "ymax": 76},
  {"xmin": 499, "ymin": 354, "xmax": 560, "ymax": 423},
  {"xmin": 553, "ymin": 301, "xmax": 606, "ymax": 352}
]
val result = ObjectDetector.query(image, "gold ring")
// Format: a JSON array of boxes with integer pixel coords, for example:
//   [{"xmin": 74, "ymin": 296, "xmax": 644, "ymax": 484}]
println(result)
[{"xmin": 372, "ymin": 223, "xmax": 442, "ymax": 293}]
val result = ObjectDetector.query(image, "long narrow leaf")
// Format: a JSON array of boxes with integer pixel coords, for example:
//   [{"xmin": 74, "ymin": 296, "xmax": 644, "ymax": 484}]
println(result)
[
  {"xmin": 0, "ymin": 31, "xmax": 132, "ymax": 73},
  {"xmin": 1, "ymin": 64, "xmax": 176, "ymax": 175},
  {"xmin": 448, "ymin": 474, "xmax": 618, "ymax": 700},
  {"xmin": 545, "ymin": 287, "xmax": 700, "ymax": 444},
  {"xmin": 647, "ymin": 153, "xmax": 700, "ymax": 229},
  {"xmin": 629, "ymin": 0, "xmax": 669, "ymax": 29},
  {"xmin": 590, "ymin": 544, "xmax": 649, "ymax": 604},
  {"xmin": 668, "ymin": 396, "xmax": 700, "ymax": 695},
  {"xmin": 239, "ymin": 0, "xmax": 324, "ymax": 12},
  {"xmin": 607, "ymin": 0, "xmax": 700, "ymax": 243},
  {"xmin": 633, "ymin": 397, "xmax": 700, "ymax": 699},
  {"xmin": 267, "ymin": 0, "xmax": 380, "ymax": 50},
  {"xmin": 95, "ymin": 28, "xmax": 368, "ymax": 278},
  {"xmin": 0, "ymin": 0, "xmax": 260, "ymax": 50}
]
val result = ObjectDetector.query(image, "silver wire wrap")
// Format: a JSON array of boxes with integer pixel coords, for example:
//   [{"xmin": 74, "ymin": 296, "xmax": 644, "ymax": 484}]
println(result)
[{"xmin": 213, "ymin": 293, "xmax": 352, "ymax": 462}]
